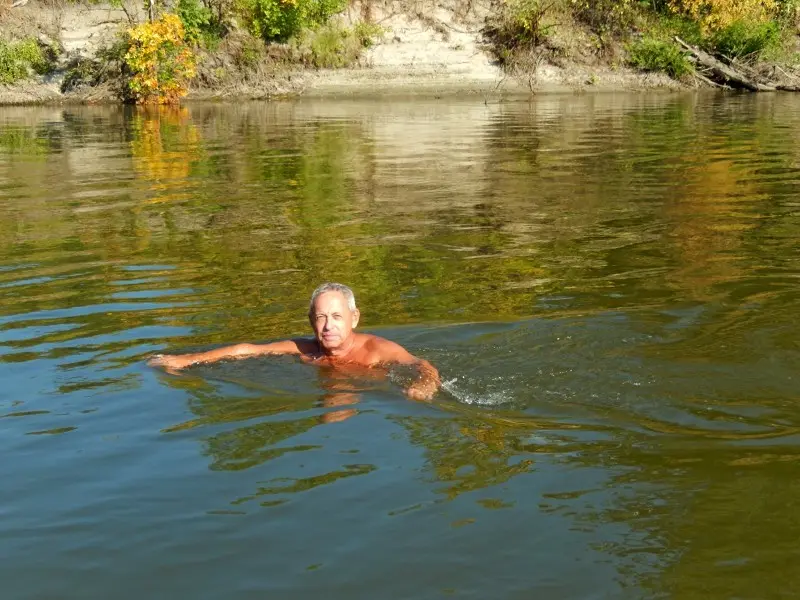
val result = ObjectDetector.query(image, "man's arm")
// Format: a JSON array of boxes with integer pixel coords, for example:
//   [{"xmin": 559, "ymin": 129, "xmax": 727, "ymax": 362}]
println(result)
[
  {"xmin": 404, "ymin": 357, "xmax": 441, "ymax": 402},
  {"xmin": 148, "ymin": 339, "xmax": 306, "ymax": 371},
  {"xmin": 371, "ymin": 337, "xmax": 441, "ymax": 401}
]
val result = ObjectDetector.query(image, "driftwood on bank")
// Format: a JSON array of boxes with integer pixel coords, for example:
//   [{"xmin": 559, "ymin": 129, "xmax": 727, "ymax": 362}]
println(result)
[
  {"xmin": 693, "ymin": 72, "xmax": 728, "ymax": 89},
  {"xmin": 674, "ymin": 36, "xmax": 776, "ymax": 91}
]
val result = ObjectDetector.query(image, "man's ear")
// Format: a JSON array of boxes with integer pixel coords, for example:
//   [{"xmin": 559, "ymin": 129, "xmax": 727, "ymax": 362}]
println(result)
[{"xmin": 352, "ymin": 308, "xmax": 360, "ymax": 328}]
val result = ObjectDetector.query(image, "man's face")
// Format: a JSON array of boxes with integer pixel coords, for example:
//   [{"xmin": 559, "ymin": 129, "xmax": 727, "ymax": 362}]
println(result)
[{"xmin": 309, "ymin": 291, "xmax": 360, "ymax": 352}]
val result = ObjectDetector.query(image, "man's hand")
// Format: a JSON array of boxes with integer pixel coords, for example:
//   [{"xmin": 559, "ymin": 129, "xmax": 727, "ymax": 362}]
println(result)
[
  {"xmin": 405, "ymin": 378, "xmax": 438, "ymax": 402},
  {"xmin": 148, "ymin": 354, "xmax": 196, "ymax": 372},
  {"xmin": 402, "ymin": 358, "xmax": 440, "ymax": 402}
]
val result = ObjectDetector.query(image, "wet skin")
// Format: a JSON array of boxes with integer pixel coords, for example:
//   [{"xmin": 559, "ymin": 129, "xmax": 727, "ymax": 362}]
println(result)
[{"xmin": 149, "ymin": 291, "xmax": 440, "ymax": 401}]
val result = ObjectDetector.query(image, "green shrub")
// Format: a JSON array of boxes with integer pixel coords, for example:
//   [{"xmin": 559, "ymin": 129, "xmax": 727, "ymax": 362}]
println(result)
[
  {"xmin": 294, "ymin": 22, "xmax": 382, "ymax": 68},
  {"xmin": 483, "ymin": 0, "xmax": 556, "ymax": 64},
  {"xmin": 709, "ymin": 20, "xmax": 781, "ymax": 58},
  {"xmin": 0, "ymin": 39, "xmax": 51, "ymax": 85},
  {"xmin": 0, "ymin": 45, "xmax": 28, "ymax": 84},
  {"xmin": 61, "ymin": 58, "xmax": 99, "ymax": 92},
  {"xmin": 652, "ymin": 14, "xmax": 704, "ymax": 46},
  {"xmin": 628, "ymin": 37, "xmax": 694, "ymax": 77},
  {"xmin": 236, "ymin": 0, "xmax": 347, "ymax": 41},
  {"xmin": 177, "ymin": 0, "xmax": 214, "ymax": 43},
  {"xmin": 306, "ymin": 25, "xmax": 356, "ymax": 67},
  {"xmin": 235, "ymin": 34, "xmax": 267, "ymax": 70},
  {"xmin": 573, "ymin": 0, "xmax": 637, "ymax": 39},
  {"xmin": 62, "ymin": 38, "xmax": 126, "ymax": 93},
  {"xmin": 353, "ymin": 22, "xmax": 385, "ymax": 49}
]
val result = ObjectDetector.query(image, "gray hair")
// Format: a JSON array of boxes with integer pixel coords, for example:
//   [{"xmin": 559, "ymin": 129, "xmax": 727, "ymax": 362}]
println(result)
[{"xmin": 309, "ymin": 282, "xmax": 357, "ymax": 314}]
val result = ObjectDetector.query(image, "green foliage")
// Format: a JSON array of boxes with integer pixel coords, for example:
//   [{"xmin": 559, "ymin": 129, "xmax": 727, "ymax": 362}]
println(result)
[
  {"xmin": 643, "ymin": 11, "xmax": 785, "ymax": 62},
  {"xmin": 776, "ymin": 0, "xmax": 800, "ymax": 24},
  {"xmin": 177, "ymin": 0, "xmax": 214, "ymax": 43},
  {"xmin": 486, "ymin": 0, "xmax": 556, "ymax": 53},
  {"xmin": 0, "ymin": 39, "xmax": 51, "ymax": 85},
  {"xmin": 235, "ymin": 35, "xmax": 267, "ymax": 70},
  {"xmin": 651, "ymin": 14, "xmax": 705, "ymax": 45},
  {"xmin": 667, "ymin": 0, "xmax": 777, "ymax": 32},
  {"xmin": 353, "ymin": 22, "xmax": 385, "ymax": 49},
  {"xmin": 627, "ymin": 36, "xmax": 694, "ymax": 77},
  {"xmin": 573, "ymin": 0, "xmax": 638, "ymax": 39},
  {"xmin": 293, "ymin": 22, "xmax": 382, "ymax": 68},
  {"xmin": 709, "ymin": 20, "xmax": 781, "ymax": 57},
  {"xmin": 484, "ymin": 0, "xmax": 558, "ymax": 68},
  {"xmin": 236, "ymin": 0, "xmax": 348, "ymax": 42},
  {"xmin": 61, "ymin": 59, "xmax": 99, "ymax": 92},
  {"xmin": 312, "ymin": 27, "xmax": 354, "ymax": 65},
  {"xmin": 0, "ymin": 44, "xmax": 29, "ymax": 85},
  {"xmin": 61, "ymin": 38, "xmax": 128, "ymax": 94}
]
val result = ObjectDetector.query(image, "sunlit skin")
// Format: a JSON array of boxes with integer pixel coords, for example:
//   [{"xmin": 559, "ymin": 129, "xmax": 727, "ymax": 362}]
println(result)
[
  {"xmin": 321, "ymin": 392, "xmax": 359, "ymax": 424},
  {"xmin": 149, "ymin": 290, "xmax": 441, "ymax": 402},
  {"xmin": 315, "ymin": 362, "xmax": 392, "ymax": 423}
]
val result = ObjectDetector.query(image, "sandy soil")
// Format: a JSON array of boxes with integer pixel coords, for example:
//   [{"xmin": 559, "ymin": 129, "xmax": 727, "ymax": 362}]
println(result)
[{"xmin": 299, "ymin": 0, "xmax": 679, "ymax": 97}]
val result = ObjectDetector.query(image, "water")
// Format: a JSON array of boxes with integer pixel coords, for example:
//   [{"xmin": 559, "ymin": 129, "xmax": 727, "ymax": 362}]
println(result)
[{"xmin": 1, "ymin": 93, "xmax": 799, "ymax": 598}]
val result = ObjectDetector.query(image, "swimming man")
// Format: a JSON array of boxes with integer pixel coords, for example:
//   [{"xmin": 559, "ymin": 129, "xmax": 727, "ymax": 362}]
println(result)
[{"xmin": 149, "ymin": 282, "xmax": 441, "ymax": 401}]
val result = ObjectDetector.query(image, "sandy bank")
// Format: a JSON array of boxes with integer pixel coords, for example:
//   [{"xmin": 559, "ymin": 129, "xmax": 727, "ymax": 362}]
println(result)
[{"xmin": 0, "ymin": 0, "xmax": 683, "ymax": 106}]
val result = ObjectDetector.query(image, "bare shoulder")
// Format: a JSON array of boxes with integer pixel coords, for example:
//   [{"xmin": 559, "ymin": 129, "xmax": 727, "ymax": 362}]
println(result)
[{"xmin": 358, "ymin": 333, "xmax": 416, "ymax": 364}]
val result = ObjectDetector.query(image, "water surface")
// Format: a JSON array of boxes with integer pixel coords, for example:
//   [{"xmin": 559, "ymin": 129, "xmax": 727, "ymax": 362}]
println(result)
[{"xmin": 1, "ymin": 94, "xmax": 799, "ymax": 598}]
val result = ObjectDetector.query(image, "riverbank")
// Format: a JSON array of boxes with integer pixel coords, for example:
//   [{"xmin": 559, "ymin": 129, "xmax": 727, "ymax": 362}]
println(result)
[
  {"xmin": 5, "ymin": 0, "xmax": 800, "ymax": 106},
  {"xmin": 0, "ymin": 0, "xmax": 690, "ymax": 105}
]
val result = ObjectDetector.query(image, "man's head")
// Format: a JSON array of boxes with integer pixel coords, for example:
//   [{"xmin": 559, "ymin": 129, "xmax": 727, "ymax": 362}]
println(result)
[{"xmin": 308, "ymin": 283, "xmax": 360, "ymax": 353}]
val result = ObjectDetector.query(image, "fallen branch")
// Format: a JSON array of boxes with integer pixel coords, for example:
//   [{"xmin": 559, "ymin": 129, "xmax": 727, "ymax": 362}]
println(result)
[
  {"xmin": 775, "ymin": 65, "xmax": 799, "ymax": 80},
  {"xmin": 694, "ymin": 71, "xmax": 727, "ymax": 89},
  {"xmin": 719, "ymin": 55, "xmax": 762, "ymax": 80},
  {"xmin": 674, "ymin": 36, "xmax": 775, "ymax": 92}
]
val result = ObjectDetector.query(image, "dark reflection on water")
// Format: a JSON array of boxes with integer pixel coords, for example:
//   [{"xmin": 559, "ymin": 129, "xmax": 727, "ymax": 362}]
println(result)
[{"xmin": 1, "ymin": 94, "xmax": 799, "ymax": 598}]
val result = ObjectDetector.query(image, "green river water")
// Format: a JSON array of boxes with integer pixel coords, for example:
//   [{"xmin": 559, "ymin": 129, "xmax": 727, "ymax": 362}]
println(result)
[{"xmin": 1, "ymin": 93, "xmax": 799, "ymax": 599}]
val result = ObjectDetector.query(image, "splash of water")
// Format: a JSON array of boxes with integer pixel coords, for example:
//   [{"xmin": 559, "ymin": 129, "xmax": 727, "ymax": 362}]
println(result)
[{"xmin": 441, "ymin": 377, "xmax": 514, "ymax": 406}]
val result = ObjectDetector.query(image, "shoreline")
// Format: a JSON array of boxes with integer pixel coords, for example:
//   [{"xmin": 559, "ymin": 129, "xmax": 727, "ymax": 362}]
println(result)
[{"xmin": 0, "ymin": 67, "xmax": 688, "ymax": 107}]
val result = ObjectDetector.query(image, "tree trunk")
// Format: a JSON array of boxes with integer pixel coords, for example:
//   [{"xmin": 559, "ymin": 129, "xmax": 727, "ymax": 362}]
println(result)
[{"xmin": 674, "ymin": 36, "xmax": 775, "ymax": 92}]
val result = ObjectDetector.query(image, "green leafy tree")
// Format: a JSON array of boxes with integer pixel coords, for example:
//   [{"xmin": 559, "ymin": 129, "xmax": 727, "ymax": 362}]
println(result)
[{"xmin": 236, "ymin": 0, "xmax": 348, "ymax": 41}]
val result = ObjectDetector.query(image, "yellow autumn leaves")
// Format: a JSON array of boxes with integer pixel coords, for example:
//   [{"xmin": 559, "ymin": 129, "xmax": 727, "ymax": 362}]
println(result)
[{"xmin": 124, "ymin": 14, "xmax": 197, "ymax": 104}]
